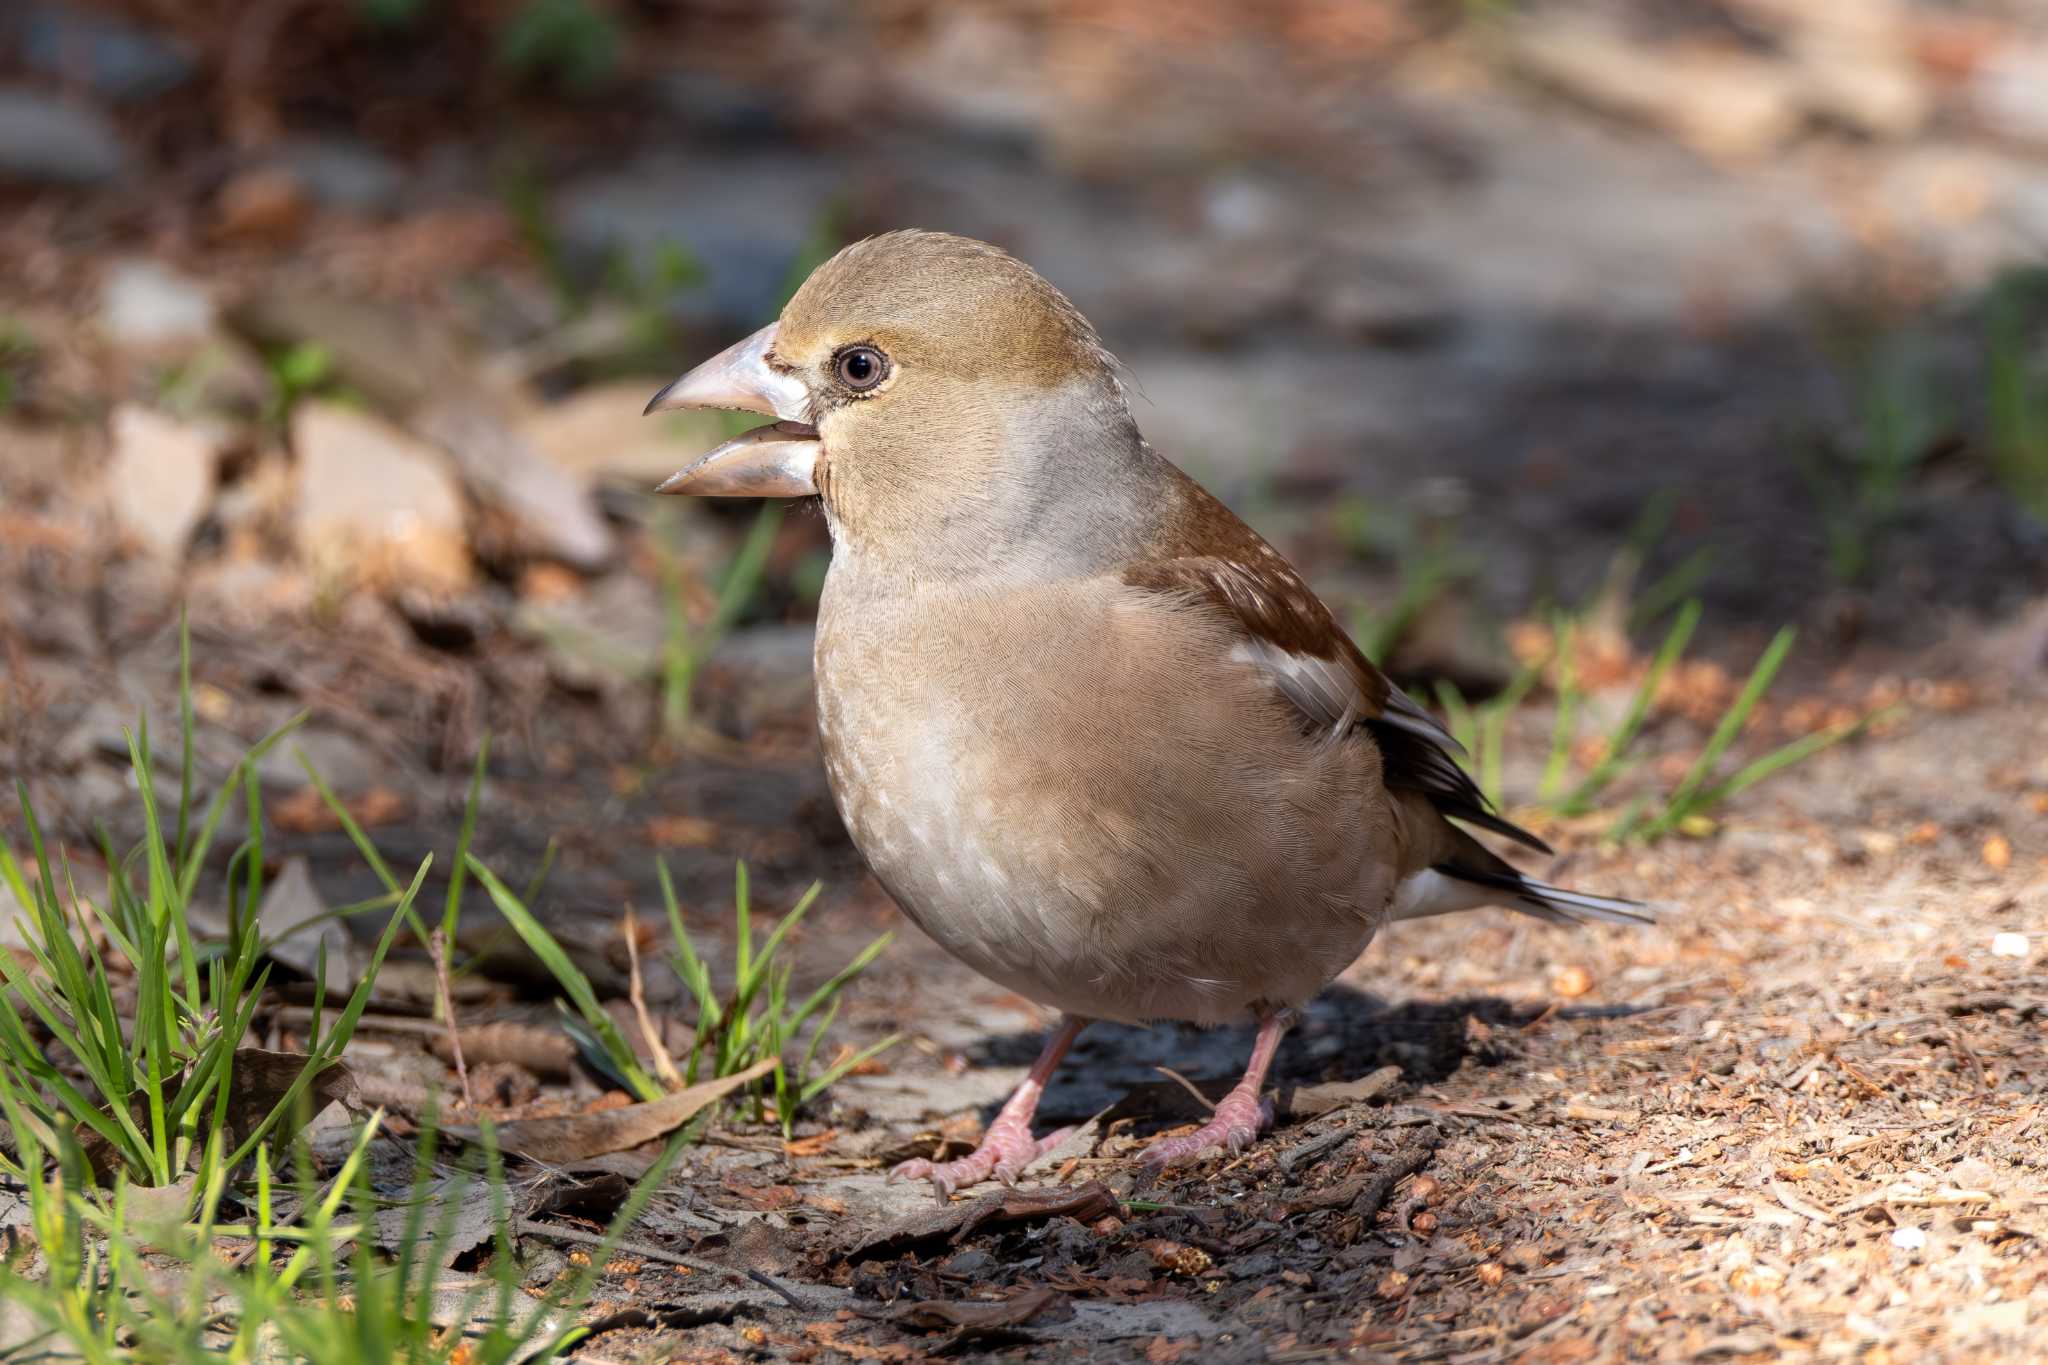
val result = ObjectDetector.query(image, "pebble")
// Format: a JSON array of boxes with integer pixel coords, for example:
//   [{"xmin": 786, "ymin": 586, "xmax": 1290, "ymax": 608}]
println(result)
[
  {"xmin": 99, "ymin": 259, "xmax": 216, "ymax": 349},
  {"xmin": 15, "ymin": 6, "xmax": 194, "ymax": 102},
  {"xmin": 1989, "ymin": 932, "xmax": 2029, "ymax": 960},
  {"xmin": 104, "ymin": 405, "xmax": 218, "ymax": 560},
  {"xmin": 1890, "ymin": 1225, "xmax": 1927, "ymax": 1251},
  {"xmin": 274, "ymin": 137, "xmax": 403, "ymax": 215},
  {"xmin": 290, "ymin": 400, "xmax": 471, "ymax": 591},
  {"xmin": 0, "ymin": 85, "xmax": 130, "ymax": 186}
]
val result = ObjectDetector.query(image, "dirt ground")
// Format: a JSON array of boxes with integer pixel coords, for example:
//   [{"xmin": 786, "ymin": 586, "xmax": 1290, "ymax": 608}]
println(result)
[
  {"xmin": 7, "ymin": 597, "xmax": 2043, "ymax": 1362},
  {"xmin": 5, "ymin": 1, "xmax": 2048, "ymax": 1360}
]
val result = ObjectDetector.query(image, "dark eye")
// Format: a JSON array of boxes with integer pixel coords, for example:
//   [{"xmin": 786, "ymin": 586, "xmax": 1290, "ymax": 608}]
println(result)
[{"xmin": 835, "ymin": 345, "xmax": 887, "ymax": 391}]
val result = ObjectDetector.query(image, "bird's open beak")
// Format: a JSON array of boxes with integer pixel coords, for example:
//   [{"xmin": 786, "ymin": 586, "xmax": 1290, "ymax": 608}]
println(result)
[{"xmin": 644, "ymin": 322, "xmax": 821, "ymax": 497}]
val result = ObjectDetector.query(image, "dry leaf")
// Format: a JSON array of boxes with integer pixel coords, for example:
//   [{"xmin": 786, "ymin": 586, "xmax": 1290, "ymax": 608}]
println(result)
[
  {"xmin": 272, "ymin": 785, "xmax": 408, "ymax": 835},
  {"xmin": 784, "ymin": 1127, "xmax": 840, "ymax": 1158},
  {"xmin": 444, "ymin": 1057, "xmax": 776, "ymax": 1162}
]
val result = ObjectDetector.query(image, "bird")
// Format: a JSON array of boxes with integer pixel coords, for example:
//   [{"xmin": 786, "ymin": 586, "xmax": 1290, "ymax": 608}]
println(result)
[{"xmin": 644, "ymin": 230, "xmax": 1647, "ymax": 1196}]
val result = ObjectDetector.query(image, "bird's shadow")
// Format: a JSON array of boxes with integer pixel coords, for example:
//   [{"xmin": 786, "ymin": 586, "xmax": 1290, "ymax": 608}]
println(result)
[{"xmin": 963, "ymin": 983, "xmax": 1656, "ymax": 1132}]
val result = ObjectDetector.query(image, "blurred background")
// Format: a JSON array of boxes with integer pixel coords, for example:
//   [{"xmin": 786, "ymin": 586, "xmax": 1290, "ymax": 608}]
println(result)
[{"xmin": 3, "ymin": 0, "xmax": 2047, "ymax": 929}]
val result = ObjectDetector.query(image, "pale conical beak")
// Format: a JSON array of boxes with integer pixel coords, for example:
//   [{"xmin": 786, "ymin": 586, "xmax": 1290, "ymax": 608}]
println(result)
[
  {"xmin": 654, "ymin": 421, "xmax": 820, "ymax": 497},
  {"xmin": 644, "ymin": 321, "xmax": 821, "ymax": 497}
]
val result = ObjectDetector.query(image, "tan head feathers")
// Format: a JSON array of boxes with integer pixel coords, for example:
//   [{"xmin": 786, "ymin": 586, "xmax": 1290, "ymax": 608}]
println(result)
[{"xmin": 777, "ymin": 229, "xmax": 1115, "ymax": 387}]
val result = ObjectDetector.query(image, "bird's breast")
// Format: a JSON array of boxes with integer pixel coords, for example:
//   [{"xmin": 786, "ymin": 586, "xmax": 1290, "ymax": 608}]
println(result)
[{"xmin": 808, "ymin": 566, "xmax": 1395, "ymax": 1023}]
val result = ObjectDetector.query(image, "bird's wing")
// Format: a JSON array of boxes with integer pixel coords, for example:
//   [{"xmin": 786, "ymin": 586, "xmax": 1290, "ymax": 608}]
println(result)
[{"xmin": 1120, "ymin": 553, "xmax": 1550, "ymax": 854}]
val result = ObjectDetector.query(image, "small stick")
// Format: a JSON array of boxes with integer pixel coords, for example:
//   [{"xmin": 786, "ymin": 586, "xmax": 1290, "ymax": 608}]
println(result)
[
  {"xmin": 625, "ymin": 907, "xmax": 684, "ymax": 1088},
  {"xmin": 1154, "ymin": 1066, "xmax": 1218, "ymax": 1113},
  {"xmin": 431, "ymin": 927, "xmax": 474, "ymax": 1113},
  {"xmin": 1351, "ymin": 1125, "xmax": 1442, "ymax": 1223},
  {"xmin": 509, "ymin": 1214, "xmax": 800, "ymax": 1311}
]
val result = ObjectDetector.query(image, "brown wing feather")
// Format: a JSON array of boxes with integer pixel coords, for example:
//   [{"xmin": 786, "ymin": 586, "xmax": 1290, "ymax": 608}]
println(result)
[{"xmin": 1121, "ymin": 542, "xmax": 1550, "ymax": 855}]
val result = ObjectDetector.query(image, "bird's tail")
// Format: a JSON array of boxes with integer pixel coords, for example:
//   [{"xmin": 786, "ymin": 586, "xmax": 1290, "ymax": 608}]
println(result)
[{"xmin": 1391, "ymin": 830, "xmax": 1654, "ymax": 928}]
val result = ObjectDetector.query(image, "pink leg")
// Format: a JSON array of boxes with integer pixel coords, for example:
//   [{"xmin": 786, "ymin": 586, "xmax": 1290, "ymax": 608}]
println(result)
[
  {"xmin": 891, "ymin": 1015, "xmax": 1089, "ymax": 1199},
  {"xmin": 1142, "ymin": 1008, "xmax": 1297, "ymax": 1167}
]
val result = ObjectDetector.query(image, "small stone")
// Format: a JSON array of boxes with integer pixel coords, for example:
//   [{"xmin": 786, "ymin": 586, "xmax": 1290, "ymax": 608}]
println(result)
[
  {"xmin": 1890, "ymin": 1225, "xmax": 1927, "ymax": 1251},
  {"xmin": 1972, "ymin": 45, "xmax": 2048, "ymax": 149},
  {"xmin": 1476, "ymin": 1261, "xmax": 1506, "ymax": 1287},
  {"xmin": 1990, "ymin": 933, "xmax": 2029, "ymax": 960},
  {"xmin": 17, "ymin": 6, "xmax": 195, "ymax": 102},
  {"xmin": 0, "ymin": 86, "xmax": 130, "ymax": 186},
  {"xmin": 273, "ymin": 137, "xmax": 402, "ymax": 215},
  {"xmin": 99, "ymin": 259, "xmax": 216, "ymax": 349},
  {"xmin": 290, "ymin": 401, "xmax": 470, "ymax": 592},
  {"xmin": 105, "ymin": 405, "xmax": 217, "ymax": 560}
]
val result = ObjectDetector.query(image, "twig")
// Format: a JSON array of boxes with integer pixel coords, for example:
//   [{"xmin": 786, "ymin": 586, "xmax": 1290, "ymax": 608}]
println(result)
[
  {"xmin": 1351, "ymin": 1125, "xmax": 1442, "ymax": 1223},
  {"xmin": 430, "ymin": 927, "xmax": 474, "ymax": 1113},
  {"xmin": 625, "ymin": 906, "xmax": 683, "ymax": 1088},
  {"xmin": 746, "ymin": 1268, "xmax": 807, "ymax": 1310},
  {"xmin": 1153, "ymin": 1066, "xmax": 1218, "ymax": 1113},
  {"xmin": 1945, "ymin": 1027, "xmax": 1989, "ymax": 1093},
  {"xmin": 509, "ymin": 1217, "xmax": 730, "ymax": 1277}
]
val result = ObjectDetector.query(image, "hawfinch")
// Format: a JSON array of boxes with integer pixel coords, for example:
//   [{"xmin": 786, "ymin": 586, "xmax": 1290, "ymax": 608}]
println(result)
[{"xmin": 647, "ymin": 231, "xmax": 1644, "ymax": 1196}]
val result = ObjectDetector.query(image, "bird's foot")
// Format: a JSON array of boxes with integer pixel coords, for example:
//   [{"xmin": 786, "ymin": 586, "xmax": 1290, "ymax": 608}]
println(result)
[
  {"xmin": 1141, "ymin": 1089, "xmax": 1273, "ymax": 1167},
  {"xmin": 890, "ymin": 1115, "xmax": 1076, "ymax": 1200}
]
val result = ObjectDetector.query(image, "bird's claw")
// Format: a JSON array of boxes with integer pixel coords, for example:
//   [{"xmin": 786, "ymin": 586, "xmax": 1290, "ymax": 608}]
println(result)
[
  {"xmin": 889, "ymin": 1122, "xmax": 1076, "ymax": 1199},
  {"xmin": 1141, "ymin": 1093, "xmax": 1273, "ymax": 1167}
]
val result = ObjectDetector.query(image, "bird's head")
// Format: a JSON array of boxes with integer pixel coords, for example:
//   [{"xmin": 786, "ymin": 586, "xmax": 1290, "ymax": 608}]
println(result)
[{"xmin": 646, "ymin": 230, "xmax": 1142, "ymax": 565}]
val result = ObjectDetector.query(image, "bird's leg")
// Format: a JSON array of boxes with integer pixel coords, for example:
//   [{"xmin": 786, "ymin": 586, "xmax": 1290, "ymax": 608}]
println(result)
[
  {"xmin": 1142, "ymin": 1006, "xmax": 1297, "ymax": 1167},
  {"xmin": 891, "ymin": 1014, "xmax": 1089, "ymax": 1199}
]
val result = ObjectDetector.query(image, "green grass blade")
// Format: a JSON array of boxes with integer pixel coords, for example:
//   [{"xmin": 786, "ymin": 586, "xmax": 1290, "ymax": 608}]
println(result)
[
  {"xmin": 175, "ymin": 609, "xmax": 194, "ymax": 869},
  {"xmin": 800, "ymin": 1033, "xmax": 902, "ymax": 1106},
  {"xmin": 1537, "ymin": 616, "xmax": 1578, "ymax": 802},
  {"xmin": 787, "ymin": 931, "xmax": 894, "ymax": 1038},
  {"xmin": 442, "ymin": 735, "xmax": 491, "ymax": 945},
  {"xmin": 1652, "ymin": 624, "xmax": 1797, "ymax": 828},
  {"xmin": 223, "ymin": 866, "xmax": 423, "ymax": 1170},
  {"xmin": 1562, "ymin": 598, "xmax": 1700, "ymax": 815},
  {"xmin": 466, "ymin": 854, "xmax": 662, "ymax": 1101}
]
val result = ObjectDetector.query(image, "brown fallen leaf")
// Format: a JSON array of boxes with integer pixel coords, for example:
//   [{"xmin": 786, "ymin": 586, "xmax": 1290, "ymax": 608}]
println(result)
[
  {"xmin": 77, "ymin": 1050, "xmax": 357, "ymax": 1184},
  {"xmin": 443, "ymin": 1057, "xmax": 776, "ymax": 1162},
  {"xmin": 837, "ymin": 1181, "xmax": 1120, "ymax": 1260},
  {"xmin": 721, "ymin": 1176, "xmax": 801, "ymax": 1211},
  {"xmin": 784, "ymin": 1127, "xmax": 839, "ymax": 1158},
  {"xmin": 271, "ymin": 784, "xmax": 408, "ymax": 835},
  {"xmin": 645, "ymin": 814, "xmax": 723, "ymax": 848}
]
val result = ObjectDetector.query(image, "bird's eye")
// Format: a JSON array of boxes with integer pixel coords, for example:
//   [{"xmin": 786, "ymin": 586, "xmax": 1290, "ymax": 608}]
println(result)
[{"xmin": 835, "ymin": 345, "xmax": 887, "ymax": 392}]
